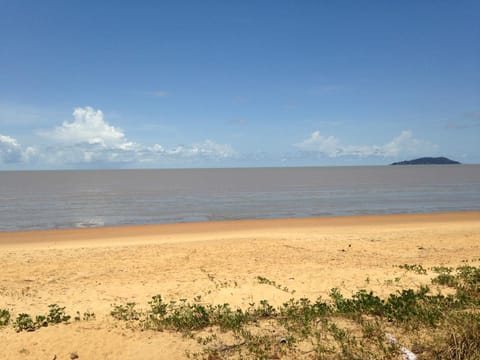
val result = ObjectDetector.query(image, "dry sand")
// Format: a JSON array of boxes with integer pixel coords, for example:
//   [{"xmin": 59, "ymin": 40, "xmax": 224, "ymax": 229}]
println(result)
[{"xmin": 1, "ymin": 212, "xmax": 479, "ymax": 359}]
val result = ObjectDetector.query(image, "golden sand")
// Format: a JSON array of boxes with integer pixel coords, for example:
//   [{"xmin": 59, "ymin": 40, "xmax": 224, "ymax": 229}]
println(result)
[{"xmin": 1, "ymin": 212, "xmax": 479, "ymax": 359}]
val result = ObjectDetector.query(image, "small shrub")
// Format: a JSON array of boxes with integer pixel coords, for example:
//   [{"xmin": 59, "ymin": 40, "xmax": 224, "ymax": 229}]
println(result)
[
  {"xmin": 210, "ymin": 303, "xmax": 248, "ymax": 331},
  {"xmin": 35, "ymin": 315, "xmax": 48, "ymax": 328},
  {"xmin": 14, "ymin": 313, "xmax": 36, "ymax": 332},
  {"xmin": 47, "ymin": 304, "xmax": 71, "ymax": 324},
  {"xmin": 431, "ymin": 266, "xmax": 453, "ymax": 274},
  {"xmin": 149, "ymin": 295, "xmax": 167, "ymax": 316},
  {"xmin": 0, "ymin": 309, "xmax": 10, "ymax": 326},
  {"xmin": 164, "ymin": 300, "xmax": 210, "ymax": 331},
  {"xmin": 252, "ymin": 299, "xmax": 276, "ymax": 318},
  {"xmin": 432, "ymin": 273, "xmax": 457, "ymax": 287},
  {"xmin": 111, "ymin": 302, "xmax": 140, "ymax": 321}
]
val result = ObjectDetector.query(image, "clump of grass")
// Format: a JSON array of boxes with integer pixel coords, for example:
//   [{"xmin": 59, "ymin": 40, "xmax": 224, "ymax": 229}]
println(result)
[{"xmin": 432, "ymin": 312, "xmax": 480, "ymax": 360}]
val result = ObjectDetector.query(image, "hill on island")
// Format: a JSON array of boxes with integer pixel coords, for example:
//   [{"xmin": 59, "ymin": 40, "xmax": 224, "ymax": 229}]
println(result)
[{"xmin": 391, "ymin": 157, "xmax": 461, "ymax": 165}]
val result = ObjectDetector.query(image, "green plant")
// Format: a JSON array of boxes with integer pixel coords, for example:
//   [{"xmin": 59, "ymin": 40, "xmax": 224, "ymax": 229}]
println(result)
[
  {"xmin": 109, "ymin": 265, "xmax": 480, "ymax": 359},
  {"xmin": 14, "ymin": 313, "xmax": 36, "ymax": 332},
  {"xmin": 47, "ymin": 304, "xmax": 71, "ymax": 324},
  {"xmin": 432, "ymin": 312, "xmax": 480, "ymax": 359},
  {"xmin": 111, "ymin": 302, "xmax": 140, "ymax": 321},
  {"xmin": 163, "ymin": 300, "xmax": 210, "ymax": 331},
  {"xmin": 149, "ymin": 295, "xmax": 168, "ymax": 316},
  {"xmin": 0, "ymin": 308, "xmax": 10, "ymax": 326},
  {"xmin": 82, "ymin": 311, "xmax": 95, "ymax": 321},
  {"xmin": 432, "ymin": 273, "xmax": 457, "ymax": 287},
  {"xmin": 209, "ymin": 303, "xmax": 248, "ymax": 331},
  {"xmin": 35, "ymin": 315, "xmax": 48, "ymax": 327},
  {"xmin": 256, "ymin": 276, "xmax": 296, "ymax": 294},
  {"xmin": 278, "ymin": 297, "xmax": 329, "ymax": 337},
  {"xmin": 398, "ymin": 264, "xmax": 427, "ymax": 275},
  {"xmin": 431, "ymin": 266, "xmax": 453, "ymax": 274}
]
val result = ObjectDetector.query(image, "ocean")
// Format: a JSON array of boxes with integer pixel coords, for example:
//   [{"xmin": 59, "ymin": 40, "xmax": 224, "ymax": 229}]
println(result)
[{"xmin": 1, "ymin": 165, "xmax": 479, "ymax": 231}]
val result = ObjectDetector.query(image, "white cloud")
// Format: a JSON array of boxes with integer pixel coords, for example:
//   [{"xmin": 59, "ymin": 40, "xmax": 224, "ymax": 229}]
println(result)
[
  {"xmin": 34, "ymin": 106, "xmax": 235, "ymax": 166},
  {"xmin": 296, "ymin": 131, "xmax": 342, "ymax": 156},
  {"xmin": 187, "ymin": 140, "xmax": 235, "ymax": 158},
  {"xmin": 41, "ymin": 107, "xmax": 128, "ymax": 147},
  {"xmin": 296, "ymin": 130, "xmax": 437, "ymax": 158},
  {"xmin": 0, "ymin": 134, "xmax": 23, "ymax": 163},
  {"xmin": 0, "ymin": 134, "xmax": 36, "ymax": 164},
  {"xmin": 145, "ymin": 140, "xmax": 235, "ymax": 160}
]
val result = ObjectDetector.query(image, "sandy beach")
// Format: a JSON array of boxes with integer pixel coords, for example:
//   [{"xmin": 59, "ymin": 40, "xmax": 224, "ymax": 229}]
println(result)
[{"xmin": 1, "ymin": 211, "xmax": 479, "ymax": 359}]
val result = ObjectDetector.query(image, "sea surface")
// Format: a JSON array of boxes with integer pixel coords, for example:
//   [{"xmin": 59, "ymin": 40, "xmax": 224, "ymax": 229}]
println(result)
[{"xmin": 1, "ymin": 165, "xmax": 479, "ymax": 231}]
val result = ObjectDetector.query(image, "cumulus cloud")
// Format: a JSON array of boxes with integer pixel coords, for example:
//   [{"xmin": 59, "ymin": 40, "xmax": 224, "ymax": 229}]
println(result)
[
  {"xmin": 0, "ymin": 134, "xmax": 23, "ymax": 163},
  {"xmin": 296, "ymin": 130, "xmax": 437, "ymax": 158},
  {"xmin": 35, "ymin": 106, "xmax": 235, "ymax": 166},
  {"xmin": 41, "ymin": 107, "xmax": 130, "ymax": 147},
  {"xmin": 0, "ymin": 134, "xmax": 36, "ymax": 164}
]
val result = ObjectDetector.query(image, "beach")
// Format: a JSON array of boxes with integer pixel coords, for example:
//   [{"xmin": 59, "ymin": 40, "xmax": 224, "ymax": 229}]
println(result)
[{"xmin": 1, "ymin": 211, "xmax": 479, "ymax": 359}]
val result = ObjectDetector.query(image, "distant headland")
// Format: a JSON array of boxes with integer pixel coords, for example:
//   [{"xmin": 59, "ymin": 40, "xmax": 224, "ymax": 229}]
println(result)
[{"xmin": 391, "ymin": 157, "xmax": 461, "ymax": 165}]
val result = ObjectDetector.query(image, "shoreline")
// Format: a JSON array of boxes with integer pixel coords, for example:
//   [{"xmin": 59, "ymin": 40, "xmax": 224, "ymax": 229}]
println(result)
[{"xmin": 1, "ymin": 210, "xmax": 479, "ymax": 246}]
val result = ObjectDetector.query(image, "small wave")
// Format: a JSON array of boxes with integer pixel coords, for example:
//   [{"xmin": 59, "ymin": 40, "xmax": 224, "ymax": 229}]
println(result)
[{"xmin": 74, "ymin": 219, "xmax": 105, "ymax": 228}]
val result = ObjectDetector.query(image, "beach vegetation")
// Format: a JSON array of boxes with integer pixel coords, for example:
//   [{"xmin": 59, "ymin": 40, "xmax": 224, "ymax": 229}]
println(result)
[
  {"xmin": 13, "ymin": 313, "xmax": 36, "ymax": 332},
  {"xmin": 35, "ymin": 314, "xmax": 48, "ymax": 328},
  {"xmin": 110, "ymin": 302, "xmax": 140, "ymax": 321},
  {"xmin": 397, "ymin": 263, "xmax": 428, "ymax": 275},
  {"xmin": 47, "ymin": 304, "xmax": 71, "ymax": 324},
  {"xmin": 74, "ymin": 310, "xmax": 96, "ymax": 321},
  {"xmin": 431, "ymin": 312, "xmax": 480, "ymax": 360},
  {"xmin": 4, "ymin": 264, "xmax": 479, "ymax": 358},
  {"xmin": 256, "ymin": 275, "xmax": 296, "ymax": 294},
  {"xmin": 11, "ymin": 304, "xmax": 76, "ymax": 332},
  {"xmin": 0, "ymin": 308, "xmax": 10, "ymax": 326},
  {"xmin": 108, "ymin": 264, "xmax": 480, "ymax": 359}
]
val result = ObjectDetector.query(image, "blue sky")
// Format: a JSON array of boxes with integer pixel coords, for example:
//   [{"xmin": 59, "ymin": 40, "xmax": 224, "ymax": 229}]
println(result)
[{"xmin": 1, "ymin": 0, "xmax": 479, "ymax": 169}]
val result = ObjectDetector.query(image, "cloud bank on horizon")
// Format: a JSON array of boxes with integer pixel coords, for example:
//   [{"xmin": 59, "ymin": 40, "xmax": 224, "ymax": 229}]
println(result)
[
  {"xmin": 296, "ymin": 130, "xmax": 437, "ymax": 158},
  {"xmin": 0, "ymin": 106, "xmax": 441, "ymax": 169},
  {"xmin": 1, "ymin": 107, "xmax": 235, "ymax": 168}
]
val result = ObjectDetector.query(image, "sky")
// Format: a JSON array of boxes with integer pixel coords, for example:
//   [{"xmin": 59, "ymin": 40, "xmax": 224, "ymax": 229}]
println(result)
[{"xmin": 1, "ymin": 0, "xmax": 479, "ymax": 169}]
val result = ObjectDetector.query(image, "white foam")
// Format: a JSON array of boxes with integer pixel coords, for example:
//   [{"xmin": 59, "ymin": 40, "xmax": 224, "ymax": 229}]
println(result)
[{"xmin": 75, "ymin": 218, "xmax": 105, "ymax": 228}]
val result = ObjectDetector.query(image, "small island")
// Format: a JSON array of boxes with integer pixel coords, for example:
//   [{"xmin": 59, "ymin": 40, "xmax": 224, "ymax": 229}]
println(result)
[{"xmin": 391, "ymin": 157, "xmax": 461, "ymax": 165}]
